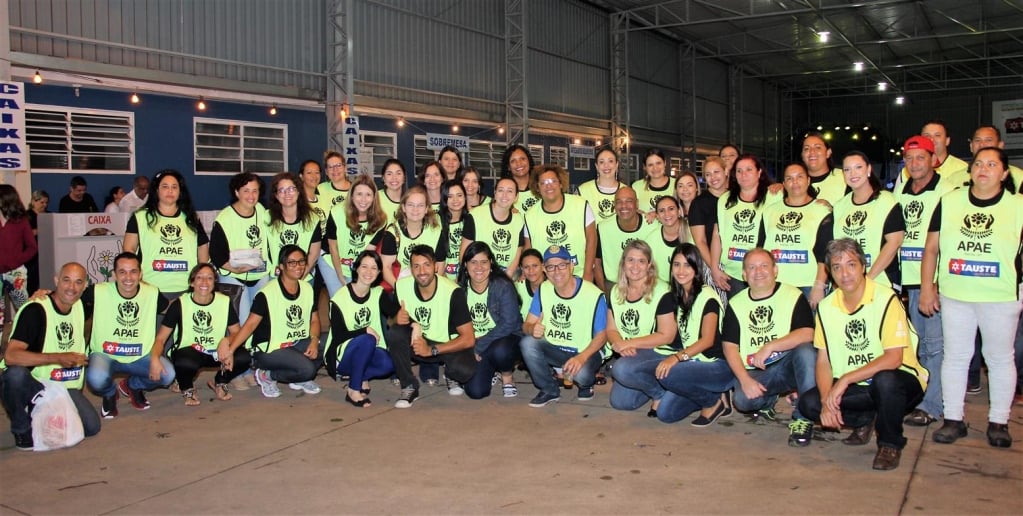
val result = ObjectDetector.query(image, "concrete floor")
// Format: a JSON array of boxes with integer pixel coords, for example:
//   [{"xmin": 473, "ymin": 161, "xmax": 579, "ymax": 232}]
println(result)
[{"xmin": 1, "ymin": 368, "xmax": 1020, "ymax": 515}]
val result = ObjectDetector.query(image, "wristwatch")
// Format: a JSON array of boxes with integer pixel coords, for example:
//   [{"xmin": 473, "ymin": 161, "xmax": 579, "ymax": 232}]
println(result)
[{"xmin": 430, "ymin": 345, "xmax": 439, "ymax": 357}]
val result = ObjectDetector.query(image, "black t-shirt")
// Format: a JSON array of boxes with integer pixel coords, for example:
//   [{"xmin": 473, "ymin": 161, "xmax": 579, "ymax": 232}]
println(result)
[
  {"xmin": 58, "ymin": 194, "xmax": 99, "ymax": 213},
  {"xmin": 125, "ymin": 212, "xmax": 210, "ymax": 261},
  {"xmin": 721, "ymin": 284, "xmax": 814, "ymax": 345},
  {"xmin": 10, "ymin": 297, "xmax": 93, "ymax": 353},
  {"xmin": 161, "ymin": 294, "xmax": 240, "ymax": 350},
  {"xmin": 688, "ymin": 190, "xmax": 720, "ymax": 245},
  {"xmin": 248, "ymin": 281, "xmax": 317, "ymax": 345},
  {"xmin": 328, "ymin": 286, "xmax": 400, "ymax": 343}
]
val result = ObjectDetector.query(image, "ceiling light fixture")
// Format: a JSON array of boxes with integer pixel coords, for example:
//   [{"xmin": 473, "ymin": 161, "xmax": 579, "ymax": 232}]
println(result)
[
  {"xmin": 129, "ymin": 91, "xmax": 140, "ymax": 105},
  {"xmin": 817, "ymin": 31, "xmax": 830, "ymax": 43},
  {"xmin": 269, "ymin": 105, "xmax": 277, "ymax": 116},
  {"xmin": 877, "ymin": 82, "xmax": 888, "ymax": 91},
  {"xmin": 853, "ymin": 62, "xmax": 864, "ymax": 72},
  {"xmin": 895, "ymin": 96, "xmax": 905, "ymax": 105},
  {"xmin": 497, "ymin": 126, "xmax": 505, "ymax": 135},
  {"xmin": 573, "ymin": 138, "xmax": 581, "ymax": 145},
  {"xmin": 396, "ymin": 117, "xmax": 405, "ymax": 128},
  {"xmin": 32, "ymin": 70, "xmax": 43, "ymax": 84},
  {"xmin": 452, "ymin": 124, "xmax": 459, "ymax": 133},
  {"xmin": 197, "ymin": 96, "xmax": 207, "ymax": 111}
]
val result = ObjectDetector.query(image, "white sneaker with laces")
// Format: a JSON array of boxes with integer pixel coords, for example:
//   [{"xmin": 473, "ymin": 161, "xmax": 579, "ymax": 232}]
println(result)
[
  {"xmin": 288, "ymin": 380, "xmax": 322, "ymax": 394},
  {"xmin": 254, "ymin": 369, "xmax": 281, "ymax": 398}
]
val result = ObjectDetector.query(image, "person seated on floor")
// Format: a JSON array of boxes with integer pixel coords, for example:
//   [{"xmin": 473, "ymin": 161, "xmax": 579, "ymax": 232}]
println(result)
[
  {"xmin": 225, "ymin": 245, "xmax": 322, "ymax": 399},
  {"xmin": 160, "ymin": 263, "xmax": 249, "ymax": 407},
  {"xmin": 323, "ymin": 250, "xmax": 398, "ymax": 408},
  {"xmin": 385, "ymin": 245, "xmax": 476, "ymax": 408},
  {"xmin": 520, "ymin": 245, "xmax": 609, "ymax": 407},
  {"xmin": 0, "ymin": 263, "xmax": 100, "ymax": 450},
  {"xmin": 85, "ymin": 252, "xmax": 174, "ymax": 417},
  {"xmin": 722, "ymin": 248, "xmax": 817, "ymax": 446},
  {"xmin": 606, "ymin": 241, "xmax": 678, "ymax": 415},
  {"xmin": 798, "ymin": 238, "xmax": 927, "ymax": 470},
  {"xmin": 456, "ymin": 241, "xmax": 523, "ymax": 399}
]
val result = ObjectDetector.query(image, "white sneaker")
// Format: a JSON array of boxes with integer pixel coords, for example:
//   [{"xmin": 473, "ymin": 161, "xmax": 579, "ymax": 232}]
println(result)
[
  {"xmin": 254, "ymin": 369, "xmax": 280, "ymax": 398},
  {"xmin": 288, "ymin": 380, "xmax": 322, "ymax": 394},
  {"xmin": 446, "ymin": 378, "xmax": 464, "ymax": 396}
]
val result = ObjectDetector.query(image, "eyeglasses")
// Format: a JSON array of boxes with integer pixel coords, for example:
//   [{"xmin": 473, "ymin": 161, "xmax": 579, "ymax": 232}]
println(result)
[
  {"xmin": 277, "ymin": 186, "xmax": 297, "ymax": 195},
  {"xmin": 326, "ymin": 163, "xmax": 344, "ymax": 170},
  {"xmin": 285, "ymin": 259, "xmax": 306, "ymax": 267},
  {"xmin": 540, "ymin": 178, "xmax": 559, "ymax": 186},
  {"xmin": 544, "ymin": 262, "xmax": 570, "ymax": 272}
]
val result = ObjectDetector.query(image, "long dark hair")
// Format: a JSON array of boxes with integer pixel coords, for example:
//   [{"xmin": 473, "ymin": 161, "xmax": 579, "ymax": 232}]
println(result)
[
  {"xmin": 440, "ymin": 180, "xmax": 467, "ymax": 224},
  {"xmin": 842, "ymin": 150, "xmax": 882, "ymax": 200},
  {"xmin": 500, "ymin": 144, "xmax": 536, "ymax": 178},
  {"xmin": 350, "ymin": 249, "xmax": 384, "ymax": 287},
  {"xmin": 724, "ymin": 154, "xmax": 771, "ymax": 209},
  {"xmin": 143, "ymin": 169, "xmax": 203, "ymax": 234},
  {"xmin": 457, "ymin": 241, "xmax": 517, "ymax": 304},
  {"xmin": 0, "ymin": 184, "xmax": 27, "ymax": 220},
  {"xmin": 669, "ymin": 243, "xmax": 708, "ymax": 327},
  {"xmin": 268, "ymin": 172, "xmax": 314, "ymax": 231},
  {"xmin": 971, "ymin": 146, "xmax": 1017, "ymax": 194}
]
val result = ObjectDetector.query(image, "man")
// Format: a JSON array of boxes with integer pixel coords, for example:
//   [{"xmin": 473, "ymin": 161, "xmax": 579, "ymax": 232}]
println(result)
[
  {"xmin": 386, "ymin": 245, "xmax": 476, "ymax": 408},
  {"xmin": 895, "ymin": 136, "xmax": 951, "ymax": 428},
  {"xmin": 594, "ymin": 186, "xmax": 645, "ymax": 293},
  {"xmin": 799, "ymin": 239, "xmax": 927, "ymax": 470},
  {"xmin": 57, "ymin": 175, "xmax": 99, "ymax": 213},
  {"xmin": 0, "ymin": 263, "xmax": 100, "ymax": 450},
  {"xmin": 722, "ymin": 248, "xmax": 817, "ymax": 446},
  {"xmin": 520, "ymin": 245, "xmax": 608, "ymax": 407},
  {"xmin": 85, "ymin": 252, "xmax": 174, "ymax": 416},
  {"xmin": 896, "ymin": 120, "xmax": 969, "ymax": 190},
  {"xmin": 118, "ymin": 175, "xmax": 150, "ymax": 213}
]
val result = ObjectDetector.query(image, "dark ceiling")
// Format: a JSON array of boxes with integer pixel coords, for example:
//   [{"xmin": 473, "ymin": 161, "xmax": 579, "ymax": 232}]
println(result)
[{"xmin": 590, "ymin": 0, "xmax": 1023, "ymax": 99}]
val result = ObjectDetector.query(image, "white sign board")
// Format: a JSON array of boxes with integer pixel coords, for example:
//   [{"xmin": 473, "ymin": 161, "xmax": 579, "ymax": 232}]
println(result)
[
  {"xmin": 425, "ymin": 133, "xmax": 470, "ymax": 153},
  {"xmin": 0, "ymin": 81, "xmax": 27, "ymax": 171},
  {"xmin": 569, "ymin": 145, "xmax": 595, "ymax": 159},
  {"xmin": 992, "ymin": 99, "xmax": 1023, "ymax": 150},
  {"xmin": 343, "ymin": 116, "xmax": 360, "ymax": 175}
]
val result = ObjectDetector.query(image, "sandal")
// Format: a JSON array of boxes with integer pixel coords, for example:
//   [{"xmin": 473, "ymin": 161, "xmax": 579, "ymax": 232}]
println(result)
[
  {"xmin": 182, "ymin": 388, "xmax": 200, "ymax": 406},
  {"xmin": 345, "ymin": 389, "xmax": 371, "ymax": 408},
  {"xmin": 208, "ymin": 379, "xmax": 233, "ymax": 401},
  {"xmin": 170, "ymin": 380, "xmax": 181, "ymax": 393}
]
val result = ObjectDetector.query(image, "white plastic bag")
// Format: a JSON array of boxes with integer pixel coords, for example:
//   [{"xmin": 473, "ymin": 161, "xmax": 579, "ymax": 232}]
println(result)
[{"xmin": 31, "ymin": 381, "xmax": 85, "ymax": 451}]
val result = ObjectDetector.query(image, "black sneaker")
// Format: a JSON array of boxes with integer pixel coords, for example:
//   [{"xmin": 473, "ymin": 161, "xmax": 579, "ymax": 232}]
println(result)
[
  {"xmin": 101, "ymin": 393, "xmax": 119, "ymax": 419},
  {"xmin": 13, "ymin": 432, "xmax": 33, "ymax": 451},
  {"xmin": 576, "ymin": 387, "xmax": 594, "ymax": 401},
  {"xmin": 117, "ymin": 378, "xmax": 150, "ymax": 410},
  {"xmin": 788, "ymin": 418, "xmax": 814, "ymax": 447},
  {"xmin": 986, "ymin": 422, "xmax": 1012, "ymax": 448},
  {"xmin": 394, "ymin": 386, "xmax": 419, "ymax": 409},
  {"xmin": 528, "ymin": 391, "xmax": 560, "ymax": 407},
  {"xmin": 932, "ymin": 419, "xmax": 968, "ymax": 444}
]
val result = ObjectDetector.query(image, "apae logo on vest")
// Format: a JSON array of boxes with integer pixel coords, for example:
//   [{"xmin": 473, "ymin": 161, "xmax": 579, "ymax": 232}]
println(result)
[
  {"xmin": 116, "ymin": 301, "xmax": 140, "ymax": 327},
  {"xmin": 620, "ymin": 308, "xmax": 641, "ymax": 337},
  {"xmin": 546, "ymin": 220, "xmax": 568, "ymax": 245},
  {"xmin": 280, "ymin": 229, "xmax": 299, "ymax": 246},
  {"xmin": 748, "ymin": 305, "xmax": 775, "ymax": 335},
  {"xmin": 246, "ymin": 225, "xmax": 262, "ymax": 248},
  {"xmin": 354, "ymin": 307, "xmax": 371, "ymax": 329},
  {"xmin": 903, "ymin": 200, "xmax": 924, "ymax": 229},
  {"xmin": 160, "ymin": 224, "xmax": 183, "ymax": 245},
  {"xmin": 843, "ymin": 210, "xmax": 868, "ymax": 236},
  {"xmin": 775, "ymin": 211, "xmax": 803, "ymax": 232},
  {"xmin": 192, "ymin": 310, "xmax": 213, "ymax": 336},
  {"xmin": 732, "ymin": 208, "xmax": 757, "ymax": 232},
  {"xmin": 550, "ymin": 303, "xmax": 572, "ymax": 329},
  {"xmin": 597, "ymin": 198, "xmax": 615, "ymax": 218},
  {"xmin": 286, "ymin": 305, "xmax": 304, "ymax": 330},
  {"xmin": 960, "ymin": 213, "xmax": 994, "ymax": 239},
  {"xmin": 522, "ymin": 196, "xmax": 539, "ymax": 211},
  {"xmin": 491, "ymin": 228, "xmax": 513, "ymax": 253},
  {"xmin": 414, "ymin": 306, "xmax": 432, "ymax": 330},
  {"xmin": 56, "ymin": 321, "xmax": 75, "ymax": 350},
  {"xmin": 470, "ymin": 302, "xmax": 490, "ymax": 333},
  {"xmin": 844, "ymin": 318, "xmax": 870, "ymax": 351}
]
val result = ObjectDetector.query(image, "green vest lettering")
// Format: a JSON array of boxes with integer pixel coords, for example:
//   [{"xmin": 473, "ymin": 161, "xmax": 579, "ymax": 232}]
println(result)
[
  {"xmin": 175, "ymin": 292, "xmax": 232, "ymax": 353},
  {"xmin": 251, "ymin": 280, "xmax": 313, "ymax": 352},
  {"xmin": 761, "ymin": 200, "xmax": 831, "ymax": 288}
]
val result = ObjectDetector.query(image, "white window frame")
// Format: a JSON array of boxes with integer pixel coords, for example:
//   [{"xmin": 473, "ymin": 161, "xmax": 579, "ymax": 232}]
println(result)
[
  {"xmin": 572, "ymin": 157, "xmax": 591, "ymax": 172},
  {"xmin": 194, "ymin": 117, "xmax": 287, "ymax": 176},
  {"xmin": 528, "ymin": 144, "xmax": 544, "ymax": 165},
  {"xmin": 359, "ymin": 130, "xmax": 397, "ymax": 175},
  {"xmin": 549, "ymin": 146, "xmax": 568, "ymax": 168},
  {"xmin": 670, "ymin": 157, "xmax": 682, "ymax": 178},
  {"xmin": 24, "ymin": 104, "xmax": 135, "ymax": 175},
  {"xmin": 466, "ymin": 139, "xmax": 507, "ymax": 187},
  {"xmin": 413, "ymin": 135, "xmax": 433, "ymax": 173}
]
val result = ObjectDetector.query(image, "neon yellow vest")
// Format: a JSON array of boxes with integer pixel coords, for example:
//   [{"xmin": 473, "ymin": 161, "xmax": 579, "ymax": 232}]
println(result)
[
  {"xmin": 610, "ymin": 282, "xmax": 669, "ymax": 341},
  {"xmin": 214, "ymin": 205, "xmax": 269, "ymax": 280},
  {"xmin": 174, "ymin": 292, "xmax": 232, "ymax": 353},
  {"xmin": 309, "ymin": 195, "xmax": 331, "ymax": 236},
  {"xmin": 514, "ymin": 187, "xmax": 540, "ymax": 214},
  {"xmin": 832, "ymin": 191, "xmax": 898, "ymax": 287},
  {"xmin": 761, "ymin": 199, "xmax": 831, "ymax": 288},
  {"xmin": 444, "ymin": 219, "xmax": 465, "ymax": 279},
  {"xmin": 895, "ymin": 177, "xmax": 953, "ymax": 287},
  {"xmin": 717, "ymin": 196, "xmax": 765, "ymax": 279},
  {"xmin": 577, "ymin": 180, "xmax": 624, "ymax": 221},
  {"xmin": 631, "ymin": 178, "xmax": 672, "ymax": 213},
  {"xmin": 328, "ymin": 205, "xmax": 377, "ymax": 273},
  {"xmin": 393, "ymin": 224, "xmax": 444, "ymax": 273},
  {"xmin": 937, "ymin": 189, "xmax": 1023, "ymax": 302},
  {"xmin": 809, "ymin": 168, "xmax": 847, "ymax": 206},
  {"xmin": 466, "ymin": 284, "xmax": 497, "ymax": 336},
  {"xmin": 91, "ymin": 282, "xmax": 160, "ymax": 363},
  {"xmin": 250, "ymin": 280, "xmax": 313, "ymax": 353},
  {"xmin": 644, "ymin": 223, "xmax": 692, "ymax": 284},
  {"xmin": 396, "ymin": 274, "xmax": 462, "ymax": 342},
  {"xmin": 134, "ymin": 210, "xmax": 199, "ymax": 293},
  {"xmin": 596, "ymin": 217, "xmax": 647, "ymax": 283},
  {"xmin": 524, "ymin": 194, "xmax": 589, "ymax": 267},
  {"xmin": 727, "ymin": 283, "xmax": 803, "ymax": 370},
  {"xmin": 516, "ymin": 280, "xmax": 538, "ymax": 321},
  {"xmin": 266, "ymin": 216, "xmax": 319, "ymax": 280},
  {"xmin": 468, "ymin": 204, "xmax": 525, "ymax": 270},
  {"xmin": 16, "ymin": 298, "xmax": 87, "ymax": 389},
  {"xmin": 318, "ymin": 181, "xmax": 349, "ymax": 209},
  {"xmin": 378, "ymin": 190, "xmax": 402, "ymax": 228},
  {"xmin": 537, "ymin": 279, "xmax": 606, "ymax": 355},
  {"xmin": 669, "ymin": 285, "xmax": 721, "ymax": 361},
  {"xmin": 327, "ymin": 285, "xmax": 386, "ymax": 361}
]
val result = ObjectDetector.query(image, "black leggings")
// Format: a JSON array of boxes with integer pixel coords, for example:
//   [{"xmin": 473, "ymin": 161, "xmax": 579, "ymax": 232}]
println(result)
[{"xmin": 171, "ymin": 347, "xmax": 252, "ymax": 391}]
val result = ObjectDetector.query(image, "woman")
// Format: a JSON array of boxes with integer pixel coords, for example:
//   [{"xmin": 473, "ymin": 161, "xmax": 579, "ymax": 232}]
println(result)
[
  {"xmin": 710, "ymin": 154, "xmax": 776, "ymax": 294},
  {"xmin": 578, "ymin": 146, "xmax": 625, "ymax": 221},
  {"xmin": 718, "ymin": 144, "xmax": 739, "ymax": 175},
  {"xmin": 104, "ymin": 186, "xmax": 125, "ymax": 213},
  {"xmin": 461, "ymin": 177, "xmax": 524, "ymax": 276},
  {"xmin": 643, "ymin": 196, "xmax": 691, "ymax": 284},
  {"xmin": 161, "ymin": 263, "xmax": 247, "ymax": 406},
  {"xmin": 377, "ymin": 185, "xmax": 447, "ymax": 286},
  {"xmin": 500, "ymin": 144, "xmax": 539, "ymax": 213},
  {"xmin": 210, "ymin": 172, "xmax": 271, "ymax": 322},
  {"xmin": 25, "ymin": 190, "xmax": 48, "ymax": 294},
  {"xmin": 417, "ymin": 160, "xmax": 444, "ymax": 208},
  {"xmin": 319, "ymin": 150, "xmax": 352, "ymax": 208},
  {"xmin": 688, "ymin": 156, "xmax": 728, "ymax": 275},
  {"xmin": 266, "ymin": 173, "xmax": 321, "ymax": 284},
  {"xmin": 0, "ymin": 185, "xmax": 36, "ymax": 327},
  {"xmin": 632, "ymin": 148, "xmax": 673, "ymax": 215},
  {"xmin": 123, "ymin": 169, "xmax": 209, "ymax": 299},
  {"xmin": 324, "ymin": 250, "xmax": 398, "ymax": 407},
  {"xmin": 606, "ymin": 241, "xmax": 678, "ymax": 415},
  {"xmin": 461, "ymin": 167, "xmax": 489, "ymax": 209},
  {"xmin": 299, "ymin": 159, "xmax": 328, "ymax": 232},
  {"xmin": 523, "ymin": 164, "xmax": 597, "ymax": 282},
  {"xmin": 654, "ymin": 243, "xmax": 733, "ymax": 425},
  {"xmin": 226, "ymin": 245, "xmax": 322, "ymax": 399},
  {"xmin": 326, "ymin": 174, "xmax": 389, "ymax": 294},
  {"xmin": 922, "ymin": 147, "xmax": 1022, "ymax": 449},
  {"xmin": 832, "ymin": 151, "xmax": 903, "ymax": 288},
  {"xmin": 378, "ymin": 158, "xmax": 407, "ymax": 226},
  {"xmin": 457, "ymin": 242, "xmax": 523, "ymax": 399},
  {"xmin": 440, "ymin": 180, "xmax": 468, "ymax": 280},
  {"xmin": 801, "ymin": 132, "xmax": 847, "ymax": 207},
  {"xmin": 515, "ymin": 248, "xmax": 545, "ymax": 321},
  {"xmin": 760, "ymin": 163, "xmax": 833, "ymax": 307},
  {"xmin": 438, "ymin": 145, "xmax": 463, "ymax": 182},
  {"xmin": 675, "ymin": 170, "xmax": 699, "ymax": 220}
]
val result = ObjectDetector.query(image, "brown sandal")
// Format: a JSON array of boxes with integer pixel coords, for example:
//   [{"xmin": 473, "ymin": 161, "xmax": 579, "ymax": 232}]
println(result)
[
  {"xmin": 208, "ymin": 379, "xmax": 232, "ymax": 401},
  {"xmin": 183, "ymin": 388, "xmax": 200, "ymax": 406}
]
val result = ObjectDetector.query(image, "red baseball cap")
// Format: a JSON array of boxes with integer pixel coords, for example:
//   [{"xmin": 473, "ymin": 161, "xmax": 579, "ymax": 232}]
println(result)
[{"xmin": 904, "ymin": 135, "xmax": 935, "ymax": 154}]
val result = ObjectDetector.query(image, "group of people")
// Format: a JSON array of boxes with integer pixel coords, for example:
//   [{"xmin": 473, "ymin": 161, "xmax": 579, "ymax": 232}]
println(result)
[{"xmin": 1, "ymin": 124, "xmax": 1020, "ymax": 473}]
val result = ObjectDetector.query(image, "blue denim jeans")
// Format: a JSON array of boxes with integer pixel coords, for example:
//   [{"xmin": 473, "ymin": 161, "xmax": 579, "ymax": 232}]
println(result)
[
  {"xmin": 0, "ymin": 366, "xmax": 101, "ymax": 437},
  {"xmin": 219, "ymin": 275, "xmax": 272, "ymax": 322},
  {"xmin": 520, "ymin": 335, "xmax": 602, "ymax": 396},
  {"xmin": 336, "ymin": 334, "xmax": 395, "ymax": 388},
  {"xmin": 609, "ymin": 349, "xmax": 667, "ymax": 409},
  {"xmin": 86, "ymin": 352, "xmax": 176, "ymax": 398},
  {"xmin": 906, "ymin": 287, "xmax": 943, "ymax": 417},
  {"xmin": 657, "ymin": 359, "xmax": 735, "ymax": 423},
  {"xmin": 252, "ymin": 338, "xmax": 321, "ymax": 384},
  {"xmin": 464, "ymin": 335, "xmax": 521, "ymax": 399},
  {"xmin": 317, "ymin": 255, "xmax": 346, "ymax": 298},
  {"xmin": 731, "ymin": 342, "xmax": 816, "ymax": 419}
]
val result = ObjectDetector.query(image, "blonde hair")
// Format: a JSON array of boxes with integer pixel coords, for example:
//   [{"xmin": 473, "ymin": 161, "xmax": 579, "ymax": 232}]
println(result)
[
  {"xmin": 613, "ymin": 240, "xmax": 658, "ymax": 305},
  {"xmin": 395, "ymin": 185, "xmax": 440, "ymax": 230}
]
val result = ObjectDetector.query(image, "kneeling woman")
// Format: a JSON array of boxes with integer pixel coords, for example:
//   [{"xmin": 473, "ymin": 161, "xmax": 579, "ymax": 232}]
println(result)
[
  {"xmin": 161, "ymin": 263, "xmax": 248, "ymax": 406},
  {"xmin": 227, "ymin": 245, "xmax": 321, "ymax": 398},
  {"xmin": 324, "ymin": 250, "xmax": 397, "ymax": 407},
  {"xmin": 654, "ymin": 243, "xmax": 734, "ymax": 426},
  {"xmin": 457, "ymin": 242, "xmax": 523, "ymax": 399},
  {"xmin": 607, "ymin": 241, "xmax": 678, "ymax": 414}
]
